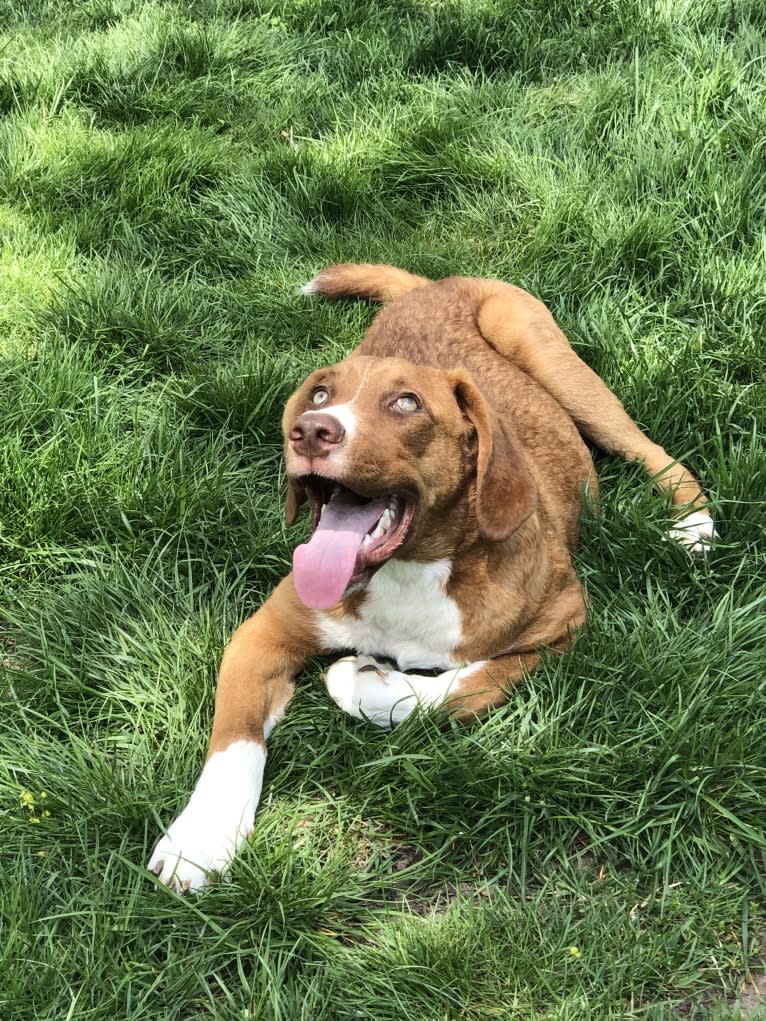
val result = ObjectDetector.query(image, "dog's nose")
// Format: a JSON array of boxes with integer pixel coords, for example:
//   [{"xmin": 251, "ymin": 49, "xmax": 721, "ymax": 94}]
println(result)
[{"xmin": 289, "ymin": 412, "xmax": 346, "ymax": 458}]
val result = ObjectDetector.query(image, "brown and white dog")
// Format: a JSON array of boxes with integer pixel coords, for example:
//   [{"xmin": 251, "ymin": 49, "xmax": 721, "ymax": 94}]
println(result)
[{"xmin": 148, "ymin": 264, "xmax": 715, "ymax": 891}]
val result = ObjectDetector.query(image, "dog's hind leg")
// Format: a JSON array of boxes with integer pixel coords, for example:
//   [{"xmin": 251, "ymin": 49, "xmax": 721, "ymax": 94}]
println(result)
[{"xmin": 474, "ymin": 282, "xmax": 715, "ymax": 550}]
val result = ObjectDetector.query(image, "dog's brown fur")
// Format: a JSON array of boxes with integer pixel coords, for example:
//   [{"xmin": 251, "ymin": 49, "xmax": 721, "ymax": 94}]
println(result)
[
  {"xmin": 211, "ymin": 264, "xmax": 708, "ymax": 739},
  {"xmin": 150, "ymin": 264, "xmax": 711, "ymax": 888}
]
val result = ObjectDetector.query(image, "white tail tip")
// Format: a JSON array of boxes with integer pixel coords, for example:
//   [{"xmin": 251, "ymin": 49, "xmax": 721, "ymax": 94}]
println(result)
[{"xmin": 299, "ymin": 277, "xmax": 319, "ymax": 295}]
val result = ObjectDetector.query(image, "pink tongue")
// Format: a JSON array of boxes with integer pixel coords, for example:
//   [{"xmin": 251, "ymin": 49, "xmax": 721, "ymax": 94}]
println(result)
[{"xmin": 292, "ymin": 491, "xmax": 388, "ymax": 610}]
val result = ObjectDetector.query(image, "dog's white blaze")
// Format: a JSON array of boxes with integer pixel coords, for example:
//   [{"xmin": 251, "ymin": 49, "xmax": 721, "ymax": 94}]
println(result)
[
  {"xmin": 303, "ymin": 401, "xmax": 358, "ymax": 439},
  {"xmin": 325, "ymin": 655, "xmax": 487, "ymax": 727},
  {"xmin": 148, "ymin": 740, "xmax": 265, "ymax": 891},
  {"xmin": 315, "ymin": 558, "xmax": 463, "ymax": 670}
]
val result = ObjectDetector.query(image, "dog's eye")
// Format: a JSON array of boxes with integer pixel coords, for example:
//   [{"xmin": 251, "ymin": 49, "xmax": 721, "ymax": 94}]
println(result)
[
  {"xmin": 311, "ymin": 388, "xmax": 330, "ymax": 407},
  {"xmin": 392, "ymin": 394, "xmax": 420, "ymax": 413}
]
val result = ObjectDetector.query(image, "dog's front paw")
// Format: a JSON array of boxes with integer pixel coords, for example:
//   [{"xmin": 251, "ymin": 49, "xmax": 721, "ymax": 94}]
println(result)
[
  {"xmin": 667, "ymin": 510, "xmax": 718, "ymax": 554},
  {"xmin": 148, "ymin": 811, "xmax": 242, "ymax": 892},
  {"xmin": 324, "ymin": 655, "xmax": 392, "ymax": 727},
  {"xmin": 324, "ymin": 655, "xmax": 432, "ymax": 727},
  {"xmin": 148, "ymin": 740, "xmax": 265, "ymax": 892}
]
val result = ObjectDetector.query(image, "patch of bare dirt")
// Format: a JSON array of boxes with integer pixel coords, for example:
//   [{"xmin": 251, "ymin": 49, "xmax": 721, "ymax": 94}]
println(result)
[{"xmin": 737, "ymin": 971, "xmax": 766, "ymax": 1019}]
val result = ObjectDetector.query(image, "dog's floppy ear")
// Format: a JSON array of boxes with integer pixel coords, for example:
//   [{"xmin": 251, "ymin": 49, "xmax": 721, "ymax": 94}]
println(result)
[
  {"xmin": 285, "ymin": 477, "xmax": 306, "ymax": 525},
  {"xmin": 452, "ymin": 373, "xmax": 537, "ymax": 541}
]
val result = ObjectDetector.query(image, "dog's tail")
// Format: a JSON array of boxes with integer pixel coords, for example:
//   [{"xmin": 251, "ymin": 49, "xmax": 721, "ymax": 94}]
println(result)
[{"xmin": 301, "ymin": 263, "xmax": 430, "ymax": 303}]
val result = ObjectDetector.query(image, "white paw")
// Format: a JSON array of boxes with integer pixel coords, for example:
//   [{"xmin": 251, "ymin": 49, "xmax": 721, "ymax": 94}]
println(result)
[
  {"xmin": 667, "ymin": 510, "xmax": 718, "ymax": 554},
  {"xmin": 324, "ymin": 655, "xmax": 419, "ymax": 727},
  {"xmin": 324, "ymin": 655, "xmax": 465, "ymax": 728},
  {"xmin": 148, "ymin": 740, "xmax": 265, "ymax": 892},
  {"xmin": 148, "ymin": 813, "xmax": 247, "ymax": 892}
]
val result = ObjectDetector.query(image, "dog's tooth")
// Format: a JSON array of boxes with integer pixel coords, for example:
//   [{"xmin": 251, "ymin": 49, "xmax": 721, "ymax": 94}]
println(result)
[
  {"xmin": 379, "ymin": 509, "xmax": 392, "ymax": 530},
  {"xmin": 370, "ymin": 523, "xmax": 385, "ymax": 540},
  {"xmin": 362, "ymin": 534, "xmax": 373, "ymax": 548}
]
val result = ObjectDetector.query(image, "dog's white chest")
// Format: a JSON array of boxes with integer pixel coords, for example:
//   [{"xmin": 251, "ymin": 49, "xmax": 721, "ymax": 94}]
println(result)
[{"xmin": 314, "ymin": 558, "xmax": 463, "ymax": 670}]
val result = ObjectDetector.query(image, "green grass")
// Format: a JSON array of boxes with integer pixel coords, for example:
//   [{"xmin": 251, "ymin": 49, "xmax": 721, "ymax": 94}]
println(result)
[{"xmin": 1, "ymin": 1, "xmax": 765, "ymax": 1017}]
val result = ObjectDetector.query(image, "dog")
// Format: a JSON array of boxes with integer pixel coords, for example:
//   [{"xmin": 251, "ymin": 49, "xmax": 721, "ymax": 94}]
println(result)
[{"xmin": 148, "ymin": 264, "xmax": 715, "ymax": 891}]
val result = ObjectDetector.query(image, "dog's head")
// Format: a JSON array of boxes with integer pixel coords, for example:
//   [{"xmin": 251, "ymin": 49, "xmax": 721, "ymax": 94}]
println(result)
[{"xmin": 282, "ymin": 355, "xmax": 536, "ymax": 609}]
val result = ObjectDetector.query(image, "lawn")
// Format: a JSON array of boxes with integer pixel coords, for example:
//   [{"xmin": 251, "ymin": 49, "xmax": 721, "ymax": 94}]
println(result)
[{"xmin": 1, "ymin": 1, "xmax": 765, "ymax": 1018}]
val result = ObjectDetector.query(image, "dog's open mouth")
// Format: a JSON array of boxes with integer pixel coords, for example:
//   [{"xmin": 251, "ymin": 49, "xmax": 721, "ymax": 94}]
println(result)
[{"xmin": 291, "ymin": 477, "xmax": 415, "ymax": 610}]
